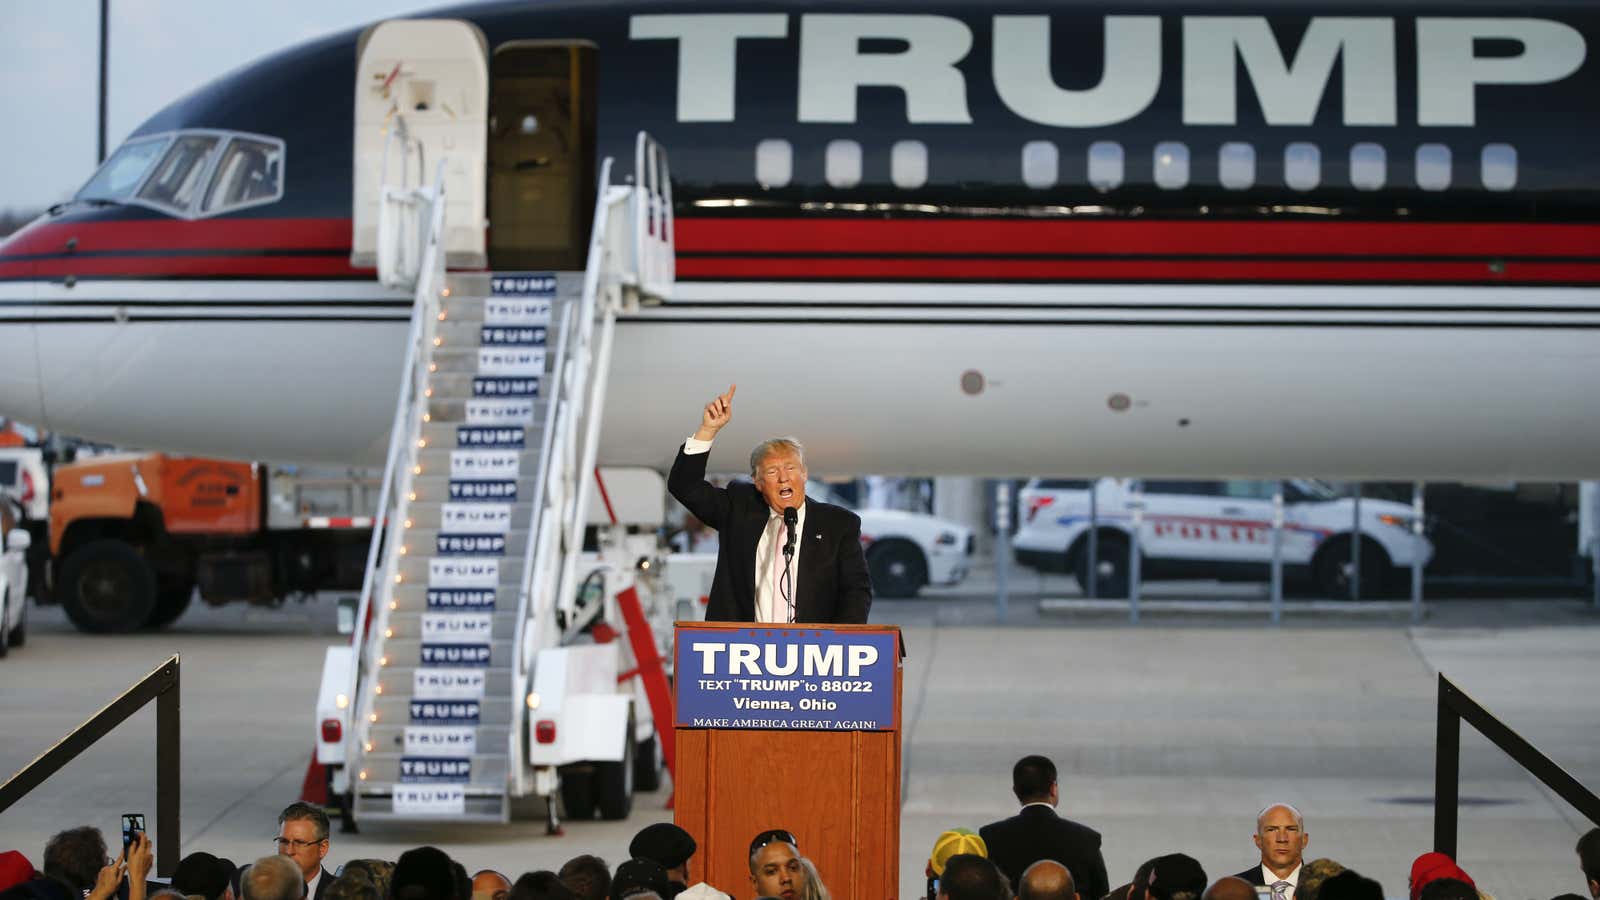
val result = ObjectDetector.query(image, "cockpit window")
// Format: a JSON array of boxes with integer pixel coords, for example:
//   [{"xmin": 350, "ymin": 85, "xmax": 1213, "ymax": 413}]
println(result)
[
  {"xmin": 201, "ymin": 137, "xmax": 284, "ymax": 215},
  {"xmin": 75, "ymin": 129, "xmax": 286, "ymax": 219},
  {"xmin": 76, "ymin": 136, "xmax": 171, "ymax": 202},
  {"xmin": 139, "ymin": 135, "xmax": 223, "ymax": 211}
]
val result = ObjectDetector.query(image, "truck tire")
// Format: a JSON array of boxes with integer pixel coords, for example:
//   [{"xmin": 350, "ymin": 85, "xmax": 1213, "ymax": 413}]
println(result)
[
  {"xmin": 559, "ymin": 768, "xmax": 597, "ymax": 820},
  {"xmin": 634, "ymin": 734, "xmax": 663, "ymax": 793},
  {"xmin": 596, "ymin": 720, "xmax": 636, "ymax": 820},
  {"xmin": 59, "ymin": 540, "xmax": 157, "ymax": 633},
  {"xmin": 1314, "ymin": 536, "xmax": 1392, "ymax": 599},
  {"xmin": 0, "ymin": 591, "xmax": 10, "ymax": 658},
  {"xmin": 868, "ymin": 540, "xmax": 927, "ymax": 599},
  {"xmin": 145, "ymin": 582, "xmax": 195, "ymax": 629}
]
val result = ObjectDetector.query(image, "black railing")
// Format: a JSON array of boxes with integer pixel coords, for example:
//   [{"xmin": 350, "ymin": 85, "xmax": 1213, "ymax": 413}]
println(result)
[
  {"xmin": 1435, "ymin": 672, "xmax": 1600, "ymax": 857},
  {"xmin": 0, "ymin": 654, "xmax": 180, "ymax": 876}
]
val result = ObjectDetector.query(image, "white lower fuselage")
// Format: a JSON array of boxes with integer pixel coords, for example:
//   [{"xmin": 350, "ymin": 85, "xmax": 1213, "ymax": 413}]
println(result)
[{"xmin": 2, "ymin": 278, "xmax": 1596, "ymax": 479}]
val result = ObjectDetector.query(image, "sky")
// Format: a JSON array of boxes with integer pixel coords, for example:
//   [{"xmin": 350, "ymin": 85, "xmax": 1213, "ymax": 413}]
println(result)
[{"xmin": 0, "ymin": 0, "xmax": 438, "ymax": 211}]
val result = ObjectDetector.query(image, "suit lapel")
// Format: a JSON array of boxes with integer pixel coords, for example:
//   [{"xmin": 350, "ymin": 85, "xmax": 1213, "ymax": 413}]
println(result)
[
  {"xmin": 743, "ymin": 499, "xmax": 768, "ymax": 619},
  {"xmin": 795, "ymin": 500, "xmax": 821, "ymax": 620}
]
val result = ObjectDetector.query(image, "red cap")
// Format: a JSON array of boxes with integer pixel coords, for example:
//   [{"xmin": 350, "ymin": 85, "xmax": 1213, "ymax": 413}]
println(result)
[
  {"xmin": 1409, "ymin": 852, "xmax": 1475, "ymax": 900},
  {"xmin": 0, "ymin": 850, "xmax": 37, "ymax": 893}
]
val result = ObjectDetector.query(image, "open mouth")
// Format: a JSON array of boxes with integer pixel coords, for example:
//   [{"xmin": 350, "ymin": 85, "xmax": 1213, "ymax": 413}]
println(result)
[{"xmin": 779, "ymin": 487, "xmax": 794, "ymax": 500}]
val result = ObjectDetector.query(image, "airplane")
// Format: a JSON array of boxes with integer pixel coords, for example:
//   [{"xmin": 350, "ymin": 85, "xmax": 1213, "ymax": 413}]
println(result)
[{"xmin": 2, "ymin": 0, "xmax": 1599, "ymax": 480}]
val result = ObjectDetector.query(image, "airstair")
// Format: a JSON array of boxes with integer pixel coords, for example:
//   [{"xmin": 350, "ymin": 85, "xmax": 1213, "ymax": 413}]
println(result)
[{"xmin": 329, "ymin": 133, "xmax": 675, "ymax": 825}]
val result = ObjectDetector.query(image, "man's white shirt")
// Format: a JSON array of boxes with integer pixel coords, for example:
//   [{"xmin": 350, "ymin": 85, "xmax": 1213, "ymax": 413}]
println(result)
[
  {"xmin": 684, "ymin": 437, "xmax": 805, "ymax": 623},
  {"xmin": 306, "ymin": 867, "xmax": 324, "ymax": 900},
  {"xmin": 1260, "ymin": 863, "xmax": 1301, "ymax": 896}
]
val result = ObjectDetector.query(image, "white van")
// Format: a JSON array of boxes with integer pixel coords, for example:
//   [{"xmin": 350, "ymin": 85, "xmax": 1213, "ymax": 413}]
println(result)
[{"xmin": 1013, "ymin": 478, "xmax": 1432, "ymax": 597}]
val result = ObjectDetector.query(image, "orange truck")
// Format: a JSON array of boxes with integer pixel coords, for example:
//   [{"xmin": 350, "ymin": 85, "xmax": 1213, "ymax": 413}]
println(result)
[{"xmin": 44, "ymin": 453, "xmax": 378, "ymax": 632}]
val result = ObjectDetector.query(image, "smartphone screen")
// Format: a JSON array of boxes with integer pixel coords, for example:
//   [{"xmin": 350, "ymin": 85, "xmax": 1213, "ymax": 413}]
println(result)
[{"xmin": 121, "ymin": 814, "xmax": 145, "ymax": 850}]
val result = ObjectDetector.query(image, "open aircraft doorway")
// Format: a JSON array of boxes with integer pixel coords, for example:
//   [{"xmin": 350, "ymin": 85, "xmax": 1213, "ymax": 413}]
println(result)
[{"xmin": 488, "ymin": 42, "xmax": 596, "ymax": 271}]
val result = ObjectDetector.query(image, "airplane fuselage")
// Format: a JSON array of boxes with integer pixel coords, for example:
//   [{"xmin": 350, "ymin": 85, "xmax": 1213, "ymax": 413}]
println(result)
[{"xmin": 2, "ymin": 0, "xmax": 1598, "ymax": 478}]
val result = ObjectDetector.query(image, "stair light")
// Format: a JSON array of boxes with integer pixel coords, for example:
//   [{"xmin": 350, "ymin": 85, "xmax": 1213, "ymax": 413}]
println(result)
[
  {"xmin": 441, "ymin": 287, "xmax": 451, "ymax": 298},
  {"xmin": 526, "ymin": 692, "xmax": 541, "ymax": 710},
  {"xmin": 364, "ymin": 742, "xmax": 374, "ymax": 753},
  {"xmin": 412, "ymin": 466, "xmax": 422, "ymax": 476},
  {"xmin": 369, "ymin": 713, "xmax": 378, "ymax": 723},
  {"xmin": 380, "ymin": 656, "xmax": 389, "ymax": 666},
  {"xmin": 400, "ymin": 546, "xmax": 408, "ymax": 555},
  {"xmin": 395, "ymin": 574, "xmax": 403, "ymax": 583},
  {"xmin": 389, "ymin": 601, "xmax": 398, "ymax": 611},
  {"xmin": 429, "ymin": 364, "xmax": 437, "ymax": 373},
  {"xmin": 335, "ymin": 693, "xmax": 349, "ymax": 710},
  {"xmin": 375, "ymin": 683, "xmax": 384, "ymax": 694},
  {"xmin": 438, "ymin": 311, "xmax": 447, "ymax": 321},
  {"xmin": 385, "ymin": 628, "xmax": 394, "ymax": 639},
  {"xmin": 359, "ymin": 770, "xmax": 369, "ymax": 781},
  {"xmin": 409, "ymin": 493, "xmax": 417, "ymax": 501},
  {"xmin": 433, "ymin": 337, "xmax": 442, "ymax": 347},
  {"xmin": 425, "ymin": 389, "xmax": 433, "ymax": 398},
  {"xmin": 423, "ymin": 414, "xmax": 431, "ymax": 422}
]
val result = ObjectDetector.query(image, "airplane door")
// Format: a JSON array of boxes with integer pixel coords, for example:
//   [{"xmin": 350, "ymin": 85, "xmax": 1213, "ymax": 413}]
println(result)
[
  {"xmin": 487, "ymin": 43, "xmax": 597, "ymax": 271},
  {"xmin": 351, "ymin": 19, "xmax": 489, "ymax": 271}
]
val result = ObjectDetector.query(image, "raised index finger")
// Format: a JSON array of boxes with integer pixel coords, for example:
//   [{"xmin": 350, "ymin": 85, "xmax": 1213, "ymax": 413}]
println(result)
[{"xmin": 724, "ymin": 383, "xmax": 737, "ymax": 401}]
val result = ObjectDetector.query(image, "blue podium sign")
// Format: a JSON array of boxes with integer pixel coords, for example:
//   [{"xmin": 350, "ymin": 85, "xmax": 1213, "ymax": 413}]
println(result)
[{"xmin": 674, "ymin": 626, "xmax": 897, "ymax": 731}]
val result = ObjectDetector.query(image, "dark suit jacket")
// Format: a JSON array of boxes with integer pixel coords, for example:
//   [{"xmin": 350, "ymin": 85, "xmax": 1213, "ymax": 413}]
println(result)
[
  {"xmin": 1234, "ymin": 866, "xmax": 1269, "ymax": 887},
  {"xmin": 980, "ymin": 805, "xmax": 1109, "ymax": 899},
  {"xmin": 312, "ymin": 867, "xmax": 333, "ymax": 900},
  {"xmin": 668, "ymin": 446, "xmax": 872, "ymax": 623}
]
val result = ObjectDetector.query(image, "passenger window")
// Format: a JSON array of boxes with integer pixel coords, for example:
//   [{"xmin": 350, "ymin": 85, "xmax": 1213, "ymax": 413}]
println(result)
[
  {"xmin": 1224, "ymin": 481, "xmax": 1274, "ymax": 500},
  {"xmin": 1142, "ymin": 481, "xmax": 1220, "ymax": 496},
  {"xmin": 138, "ymin": 135, "xmax": 222, "ymax": 211},
  {"xmin": 202, "ymin": 138, "xmax": 284, "ymax": 214},
  {"xmin": 1218, "ymin": 142, "xmax": 1254, "ymax": 190}
]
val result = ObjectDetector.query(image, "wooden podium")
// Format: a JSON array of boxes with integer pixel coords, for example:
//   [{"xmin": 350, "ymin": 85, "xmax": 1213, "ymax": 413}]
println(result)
[{"xmin": 673, "ymin": 622, "xmax": 903, "ymax": 899}]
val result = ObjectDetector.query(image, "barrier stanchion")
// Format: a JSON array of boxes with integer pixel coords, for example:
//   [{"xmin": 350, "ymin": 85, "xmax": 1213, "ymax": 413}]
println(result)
[
  {"xmin": 1411, "ymin": 481, "xmax": 1426, "ymax": 624},
  {"xmin": 1270, "ymin": 482, "xmax": 1285, "ymax": 625},
  {"xmin": 994, "ymin": 480, "xmax": 1011, "ymax": 624},
  {"xmin": 1128, "ymin": 481, "xmax": 1144, "ymax": 624}
]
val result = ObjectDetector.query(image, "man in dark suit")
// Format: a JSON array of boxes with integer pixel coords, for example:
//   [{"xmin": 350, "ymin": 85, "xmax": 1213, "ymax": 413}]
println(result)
[
  {"xmin": 1232, "ymin": 804, "xmax": 1308, "ymax": 900},
  {"xmin": 274, "ymin": 802, "xmax": 333, "ymax": 900},
  {"xmin": 668, "ymin": 384, "xmax": 872, "ymax": 624},
  {"xmin": 979, "ymin": 755, "xmax": 1108, "ymax": 899}
]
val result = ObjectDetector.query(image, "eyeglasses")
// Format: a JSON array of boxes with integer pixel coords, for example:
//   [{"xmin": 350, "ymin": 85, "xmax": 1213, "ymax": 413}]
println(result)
[
  {"xmin": 749, "ymin": 829, "xmax": 798, "ymax": 856},
  {"xmin": 274, "ymin": 837, "xmax": 324, "ymax": 851}
]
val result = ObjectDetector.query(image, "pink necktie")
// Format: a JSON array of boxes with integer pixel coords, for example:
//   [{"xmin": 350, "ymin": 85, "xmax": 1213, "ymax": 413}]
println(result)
[{"xmin": 772, "ymin": 517, "xmax": 789, "ymax": 621}]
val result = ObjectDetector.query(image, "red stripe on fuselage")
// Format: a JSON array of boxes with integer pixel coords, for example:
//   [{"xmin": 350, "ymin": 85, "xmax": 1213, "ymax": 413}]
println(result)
[
  {"xmin": 674, "ymin": 219, "xmax": 1600, "ymax": 259},
  {"xmin": 4, "ymin": 217, "xmax": 349, "ymax": 256}
]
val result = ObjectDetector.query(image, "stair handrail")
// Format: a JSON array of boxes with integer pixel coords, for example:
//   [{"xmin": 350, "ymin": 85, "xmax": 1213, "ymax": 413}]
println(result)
[
  {"xmin": 632, "ymin": 132, "xmax": 675, "ymax": 300},
  {"xmin": 1434, "ymin": 672, "xmax": 1600, "ymax": 858},
  {"xmin": 343, "ymin": 161, "xmax": 449, "ymax": 773}
]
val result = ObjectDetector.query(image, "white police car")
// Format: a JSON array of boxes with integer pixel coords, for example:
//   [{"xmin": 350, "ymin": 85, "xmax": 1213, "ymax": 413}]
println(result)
[
  {"xmin": 1014, "ymin": 478, "xmax": 1432, "ymax": 597},
  {"xmin": 0, "ymin": 494, "xmax": 30, "ymax": 656},
  {"xmin": 809, "ymin": 482, "xmax": 974, "ymax": 599}
]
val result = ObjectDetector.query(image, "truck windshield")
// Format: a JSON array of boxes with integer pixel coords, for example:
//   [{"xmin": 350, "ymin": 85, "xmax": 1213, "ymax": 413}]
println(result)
[{"xmin": 77, "ymin": 136, "xmax": 171, "ymax": 202}]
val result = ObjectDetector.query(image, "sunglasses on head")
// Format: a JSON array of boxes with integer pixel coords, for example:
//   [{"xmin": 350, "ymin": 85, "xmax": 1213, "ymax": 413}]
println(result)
[{"xmin": 749, "ymin": 829, "xmax": 799, "ymax": 856}]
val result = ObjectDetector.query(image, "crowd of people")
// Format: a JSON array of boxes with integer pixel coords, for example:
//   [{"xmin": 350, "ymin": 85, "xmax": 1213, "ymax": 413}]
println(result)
[{"xmin": 1, "ymin": 761, "xmax": 1596, "ymax": 900}]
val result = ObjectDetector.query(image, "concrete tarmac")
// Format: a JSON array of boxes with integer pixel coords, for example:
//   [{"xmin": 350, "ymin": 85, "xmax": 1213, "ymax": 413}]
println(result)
[{"xmin": 0, "ymin": 589, "xmax": 1595, "ymax": 900}]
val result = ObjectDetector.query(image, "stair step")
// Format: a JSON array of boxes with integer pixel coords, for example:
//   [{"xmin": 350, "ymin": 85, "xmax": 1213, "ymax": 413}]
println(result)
[
  {"xmin": 383, "ymin": 609, "xmax": 523, "ymax": 641},
  {"xmin": 400, "ymin": 500, "xmax": 534, "ymax": 529},
  {"xmin": 427, "ymin": 373, "xmax": 550, "ymax": 401},
  {"xmin": 359, "ymin": 753, "xmax": 511, "ymax": 785},
  {"xmin": 375, "ymin": 665, "xmax": 515, "ymax": 695},
  {"xmin": 373, "ymin": 694, "xmax": 514, "ymax": 725},
  {"xmin": 419, "ymin": 422, "xmax": 543, "ymax": 451},
  {"xmin": 424, "ymin": 397, "xmax": 550, "ymax": 426},
  {"xmin": 428, "ymin": 346, "xmax": 553, "ymax": 376},
  {"xmin": 365, "ymin": 723, "xmax": 513, "ymax": 755},
  {"xmin": 353, "ymin": 790, "xmax": 511, "ymax": 822},
  {"xmin": 434, "ymin": 321, "xmax": 551, "ymax": 351},
  {"xmin": 399, "ymin": 528, "xmax": 529, "ymax": 559},
  {"xmin": 440, "ymin": 294, "xmax": 561, "ymax": 324},
  {"xmin": 379, "ymin": 638, "xmax": 517, "ymax": 666},
  {"xmin": 414, "ymin": 449, "xmax": 544, "ymax": 479},
  {"xmin": 405, "ymin": 475, "xmax": 541, "ymax": 505},
  {"xmin": 397, "ymin": 554, "xmax": 523, "ymax": 586},
  {"xmin": 446, "ymin": 271, "xmax": 584, "ymax": 300}
]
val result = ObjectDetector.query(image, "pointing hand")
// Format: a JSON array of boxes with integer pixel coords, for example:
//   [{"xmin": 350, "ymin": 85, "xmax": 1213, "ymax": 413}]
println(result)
[{"xmin": 697, "ymin": 384, "xmax": 736, "ymax": 440}]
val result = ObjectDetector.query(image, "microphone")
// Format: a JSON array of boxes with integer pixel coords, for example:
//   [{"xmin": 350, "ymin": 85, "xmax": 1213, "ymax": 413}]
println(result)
[{"xmin": 782, "ymin": 506, "xmax": 798, "ymax": 558}]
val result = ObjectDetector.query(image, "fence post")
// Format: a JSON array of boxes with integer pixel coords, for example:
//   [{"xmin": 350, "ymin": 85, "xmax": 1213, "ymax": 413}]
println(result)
[
  {"xmin": 156, "ymin": 657, "xmax": 181, "ymax": 877},
  {"xmin": 1434, "ymin": 675, "xmax": 1461, "ymax": 859},
  {"xmin": 1270, "ymin": 483, "xmax": 1284, "ymax": 625}
]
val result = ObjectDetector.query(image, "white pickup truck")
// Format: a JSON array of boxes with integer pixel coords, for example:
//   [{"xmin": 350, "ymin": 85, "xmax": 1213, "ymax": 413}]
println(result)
[{"xmin": 1014, "ymin": 478, "xmax": 1432, "ymax": 597}]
